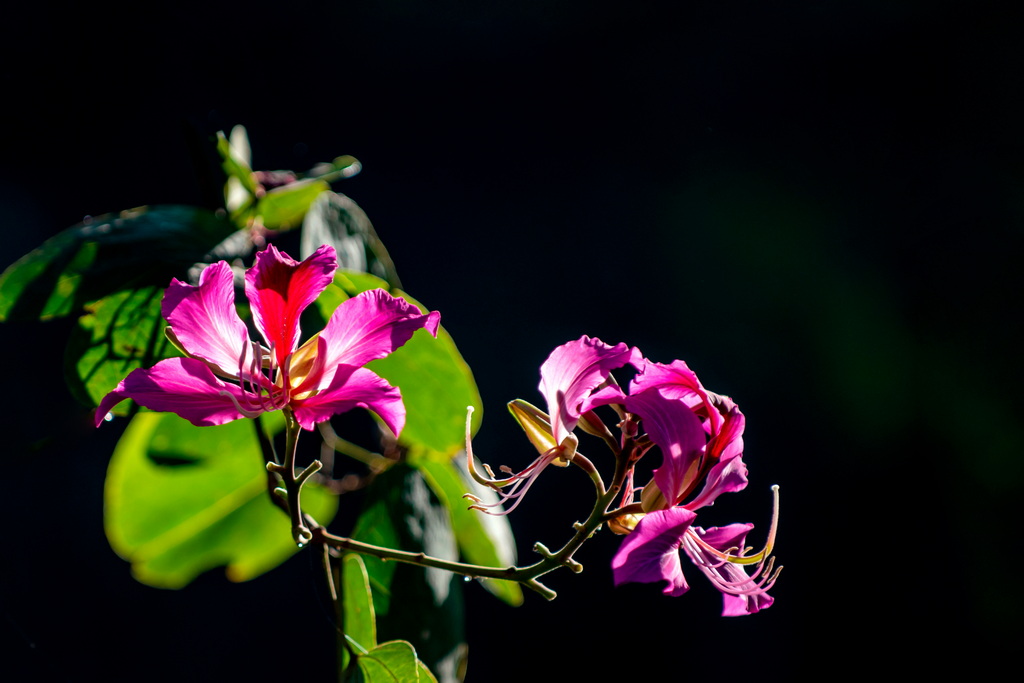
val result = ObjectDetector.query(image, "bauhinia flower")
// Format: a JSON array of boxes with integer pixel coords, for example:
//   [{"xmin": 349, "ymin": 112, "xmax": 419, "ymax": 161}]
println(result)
[
  {"xmin": 612, "ymin": 358, "xmax": 780, "ymax": 616},
  {"xmin": 95, "ymin": 244, "xmax": 439, "ymax": 434},
  {"xmin": 465, "ymin": 336, "xmax": 639, "ymax": 513},
  {"xmin": 466, "ymin": 335, "xmax": 780, "ymax": 615}
]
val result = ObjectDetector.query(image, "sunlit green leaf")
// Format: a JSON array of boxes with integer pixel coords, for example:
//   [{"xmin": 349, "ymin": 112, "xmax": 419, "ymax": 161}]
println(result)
[
  {"xmin": 256, "ymin": 178, "xmax": 330, "ymax": 229},
  {"xmin": 351, "ymin": 464, "xmax": 467, "ymax": 682},
  {"xmin": 105, "ymin": 411, "xmax": 338, "ymax": 588},
  {"xmin": 413, "ymin": 456, "xmax": 523, "ymax": 607},
  {"xmin": 341, "ymin": 553, "xmax": 378, "ymax": 673},
  {"xmin": 0, "ymin": 205, "xmax": 236, "ymax": 322},
  {"xmin": 314, "ymin": 270, "xmax": 483, "ymax": 455},
  {"xmin": 301, "ymin": 191, "xmax": 401, "ymax": 289},
  {"xmin": 348, "ymin": 641, "xmax": 421, "ymax": 683},
  {"xmin": 64, "ymin": 286, "xmax": 179, "ymax": 409}
]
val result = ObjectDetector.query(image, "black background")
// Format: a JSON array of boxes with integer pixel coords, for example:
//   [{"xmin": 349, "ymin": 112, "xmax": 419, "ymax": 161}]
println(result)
[{"xmin": 2, "ymin": 1, "xmax": 1020, "ymax": 680}]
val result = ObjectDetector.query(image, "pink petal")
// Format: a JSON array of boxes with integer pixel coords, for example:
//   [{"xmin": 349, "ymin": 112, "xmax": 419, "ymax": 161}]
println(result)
[
  {"xmin": 624, "ymin": 388, "xmax": 707, "ymax": 507},
  {"xmin": 631, "ymin": 359, "xmax": 722, "ymax": 434},
  {"xmin": 684, "ymin": 451, "xmax": 749, "ymax": 510},
  {"xmin": 611, "ymin": 507, "xmax": 697, "ymax": 597},
  {"xmin": 538, "ymin": 336, "xmax": 639, "ymax": 446},
  {"xmin": 161, "ymin": 261, "xmax": 252, "ymax": 378},
  {"xmin": 291, "ymin": 366, "xmax": 405, "ymax": 435},
  {"xmin": 95, "ymin": 357, "xmax": 251, "ymax": 427},
  {"xmin": 317, "ymin": 289, "xmax": 440, "ymax": 378},
  {"xmin": 245, "ymin": 244, "xmax": 337, "ymax": 367},
  {"xmin": 685, "ymin": 398, "xmax": 748, "ymax": 509}
]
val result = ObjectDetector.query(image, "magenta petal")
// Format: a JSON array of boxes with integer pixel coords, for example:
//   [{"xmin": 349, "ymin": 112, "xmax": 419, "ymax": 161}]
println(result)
[
  {"xmin": 317, "ymin": 289, "xmax": 440, "ymax": 376},
  {"xmin": 685, "ymin": 451, "xmax": 749, "ymax": 510},
  {"xmin": 538, "ymin": 336, "xmax": 639, "ymax": 446},
  {"xmin": 686, "ymin": 397, "xmax": 748, "ymax": 509},
  {"xmin": 245, "ymin": 244, "xmax": 337, "ymax": 366},
  {"xmin": 291, "ymin": 367, "xmax": 405, "ymax": 435},
  {"xmin": 631, "ymin": 359, "xmax": 722, "ymax": 434},
  {"xmin": 95, "ymin": 357, "xmax": 250, "ymax": 427},
  {"xmin": 161, "ymin": 261, "xmax": 252, "ymax": 377},
  {"xmin": 612, "ymin": 507, "xmax": 697, "ymax": 596},
  {"xmin": 625, "ymin": 388, "xmax": 707, "ymax": 507}
]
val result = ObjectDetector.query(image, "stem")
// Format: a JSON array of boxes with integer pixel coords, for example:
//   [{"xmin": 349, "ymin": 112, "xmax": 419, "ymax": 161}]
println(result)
[
  {"xmin": 266, "ymin": 409, "xmax": 319, "ymax": 546},
  {"xmin": 253, "ymin": 414, "xmax": 279, "ymax": 466},
  {"xmin": 304, "ymin": 431, "xmax": 639, "ymax": 602}
]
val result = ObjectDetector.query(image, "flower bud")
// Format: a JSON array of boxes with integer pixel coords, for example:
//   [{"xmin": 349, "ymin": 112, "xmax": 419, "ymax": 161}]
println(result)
[{"xmin": 608, "ymin": 512, "xmax": 645, "ymax": 535}]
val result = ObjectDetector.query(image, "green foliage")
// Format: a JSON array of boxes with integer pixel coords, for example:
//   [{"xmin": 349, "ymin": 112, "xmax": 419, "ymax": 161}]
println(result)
[
  {"xmin": 0, "ymin": 205, "xmax": 237, "ymax": 322},
  {"xmin": 105, "ymin": 411, "xmax": 338, "ymax": 588},
  {"xmin": 302, "ymin": 190, "xmax": 401, "ymax": 288},
  {"xmin": 1, "ymin": 128, "xmax": 515, "ymax": 683},
  {"xmin": 341, "ymin": 554, "xmax": 378, "ymax": 672},
  {"xmin": 341, "ymin": 554, "xmax": 439, "ymax": 683},
  {"xmin": 64, "ymin": 286, "xmax": 180, "ymax": 410},
  {"xmin": 413, "ymin": 457, "xmax": 523, "ymax": 606},
  {"xmin": 350, "ymin": 464, "xmax": 467, "ymax": 680},
  {"xmin": 347, "ymin": 641, "xmax": 438, "ymax": 683},
  {"xmin": 257, "ymin": 178, "xmax": 332, "ymax": 229},
  {"xmin": 315, "ymin": 270, "xmax": 483, "ymax": 454}
]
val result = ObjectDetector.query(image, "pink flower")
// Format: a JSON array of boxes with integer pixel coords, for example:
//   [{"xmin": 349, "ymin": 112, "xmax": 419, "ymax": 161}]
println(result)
[
  {"xmin": 612, "ymin": 360, "xmax": 780, "ymax": 615},
  {"xmin": 95, "ymin": 244, "xmax": 439, "ymax": 434},
  {"xmin": 538, "ymin": 335, "xmax": 640, "ymax": 450},
  {"xmin": 486, "ymin": 335, "xmax": 779, "ymax": 615},
  {"xmin": 466, "ymin": 336, "xmax": 639, "ymax": 514},
  {"xmin": 626, "ymin": 359, "xmax": 749, "ymax": 512},
  {"xmin": 611, "ymin": 493, "xmax": 779, "ymax": 616}
]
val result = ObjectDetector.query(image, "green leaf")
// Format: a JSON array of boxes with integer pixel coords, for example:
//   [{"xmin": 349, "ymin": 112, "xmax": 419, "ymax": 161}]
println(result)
[
  {"xmin": 314, "ymin": 270, "xmax": 483, "ymax": 455},
  {"xmin": 341, "ymin": 553, "xmax": 378, "ymax": 673},
  {"xmin": 0, "ymin": 205, "xmax": 237, "ymax": 322},
  {"xmin": 105, "ymin": 411, "xmax": 338, "ymax": 588},
  {"xmin": 350, "ymin": 464, "xmax": 467, "ymax": 682},
  {"xmin": 349, "ymin": 641, "xmax": 421, "ymax": 683},
  {"xmin": 301, "ymin": 191, "xmax": 402, "ymax": 289},
  {"xmin": 255, "ymin": 178, "xmax": 330, "ymax": 229},
  {"xmin": 64, "ymin": 286, "xmax": 179, "ymax": 409},
  {"xmin": 413, "ymin": 456, "xmax": 524, "ymax": 607}
]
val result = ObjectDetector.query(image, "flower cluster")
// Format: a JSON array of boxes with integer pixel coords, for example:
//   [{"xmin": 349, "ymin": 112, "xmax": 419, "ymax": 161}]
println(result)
[
  {"xmin": 96, "ymin": 244, "xmax": 439, "ymax": 434},
  {"xmin": 468, "ymin": 335, "xmax": 780, "ymax": 616}
]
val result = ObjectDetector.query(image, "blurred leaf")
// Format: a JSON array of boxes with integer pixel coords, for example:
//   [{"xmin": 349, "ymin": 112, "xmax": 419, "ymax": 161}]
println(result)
[
  {"xmin": 301, "ymin": 191, "xmax": 402, "ymax": 289},
  {"xmin": 216, "ymin": 128, "xmax": 258, "ymax": 204},
  {"xmin": 341, "ymin": 553, "xmax": 378, "ymax": 673},
  {"xmin": 314, "ymin": 270, "xmax": 483, "ymax": 455},
  {"xmin": 64, "ymin": 286, "xmax": 179, "ymax": 409},
  {"xmin": 256, "ymin": 178, "xmax": 330, "ymax": 230},
  {"xmin": 413, "ymin": 456, "xmax": 523, "ymax": 607},
  {"xmin": 305, "ymin": 154, "xmax": 362, "ymax": 183},
  {"xmin": 0, "ymin": 205, "xmax": 237, "ymax": 322},
  {"xmin": 351, "ymin": 464, "xmax": 466, "ymax": 683},
  {"xmin": 105, "ymin": 411, "xmax": 338, "ymax": 588}
]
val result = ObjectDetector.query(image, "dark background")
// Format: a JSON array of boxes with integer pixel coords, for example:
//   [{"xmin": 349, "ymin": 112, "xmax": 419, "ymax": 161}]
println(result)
[{"xmin": 2, "ymin": 1, "xmax": 1020, "ymax": 680}]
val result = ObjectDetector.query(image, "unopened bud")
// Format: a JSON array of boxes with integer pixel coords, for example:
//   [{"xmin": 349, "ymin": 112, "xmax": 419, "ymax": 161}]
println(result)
[
  {"xmin": 608, "ymin": 512, "xmax": 645, "ymax": 535},
  {"xmin": 507, "ymin": 399, "xmax": 557, "ymax": 456},
  {"xmin": 640, "ymin": 479, "xmax": 669, "ymax": 512}
]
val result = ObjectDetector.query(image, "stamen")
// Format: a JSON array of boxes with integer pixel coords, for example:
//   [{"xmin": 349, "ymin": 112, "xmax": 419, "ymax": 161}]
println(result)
[
  {"xmin": 714, "ymin": 484, "xmax": 781, "ymax": 566},
  {"xmin": 471, "ymin": 450, "xmax": 562, "ymax": 516},
  {"xmin": 220, "ymin": 390, "xmax": 264, "ymax": 418},
  {"xmin": 465, "ymin": 407, "xmax": 498, "ymax": 488},
  {"xmin": 682, "ymin": 532, "xmax": 780, "ymax": 598}
]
